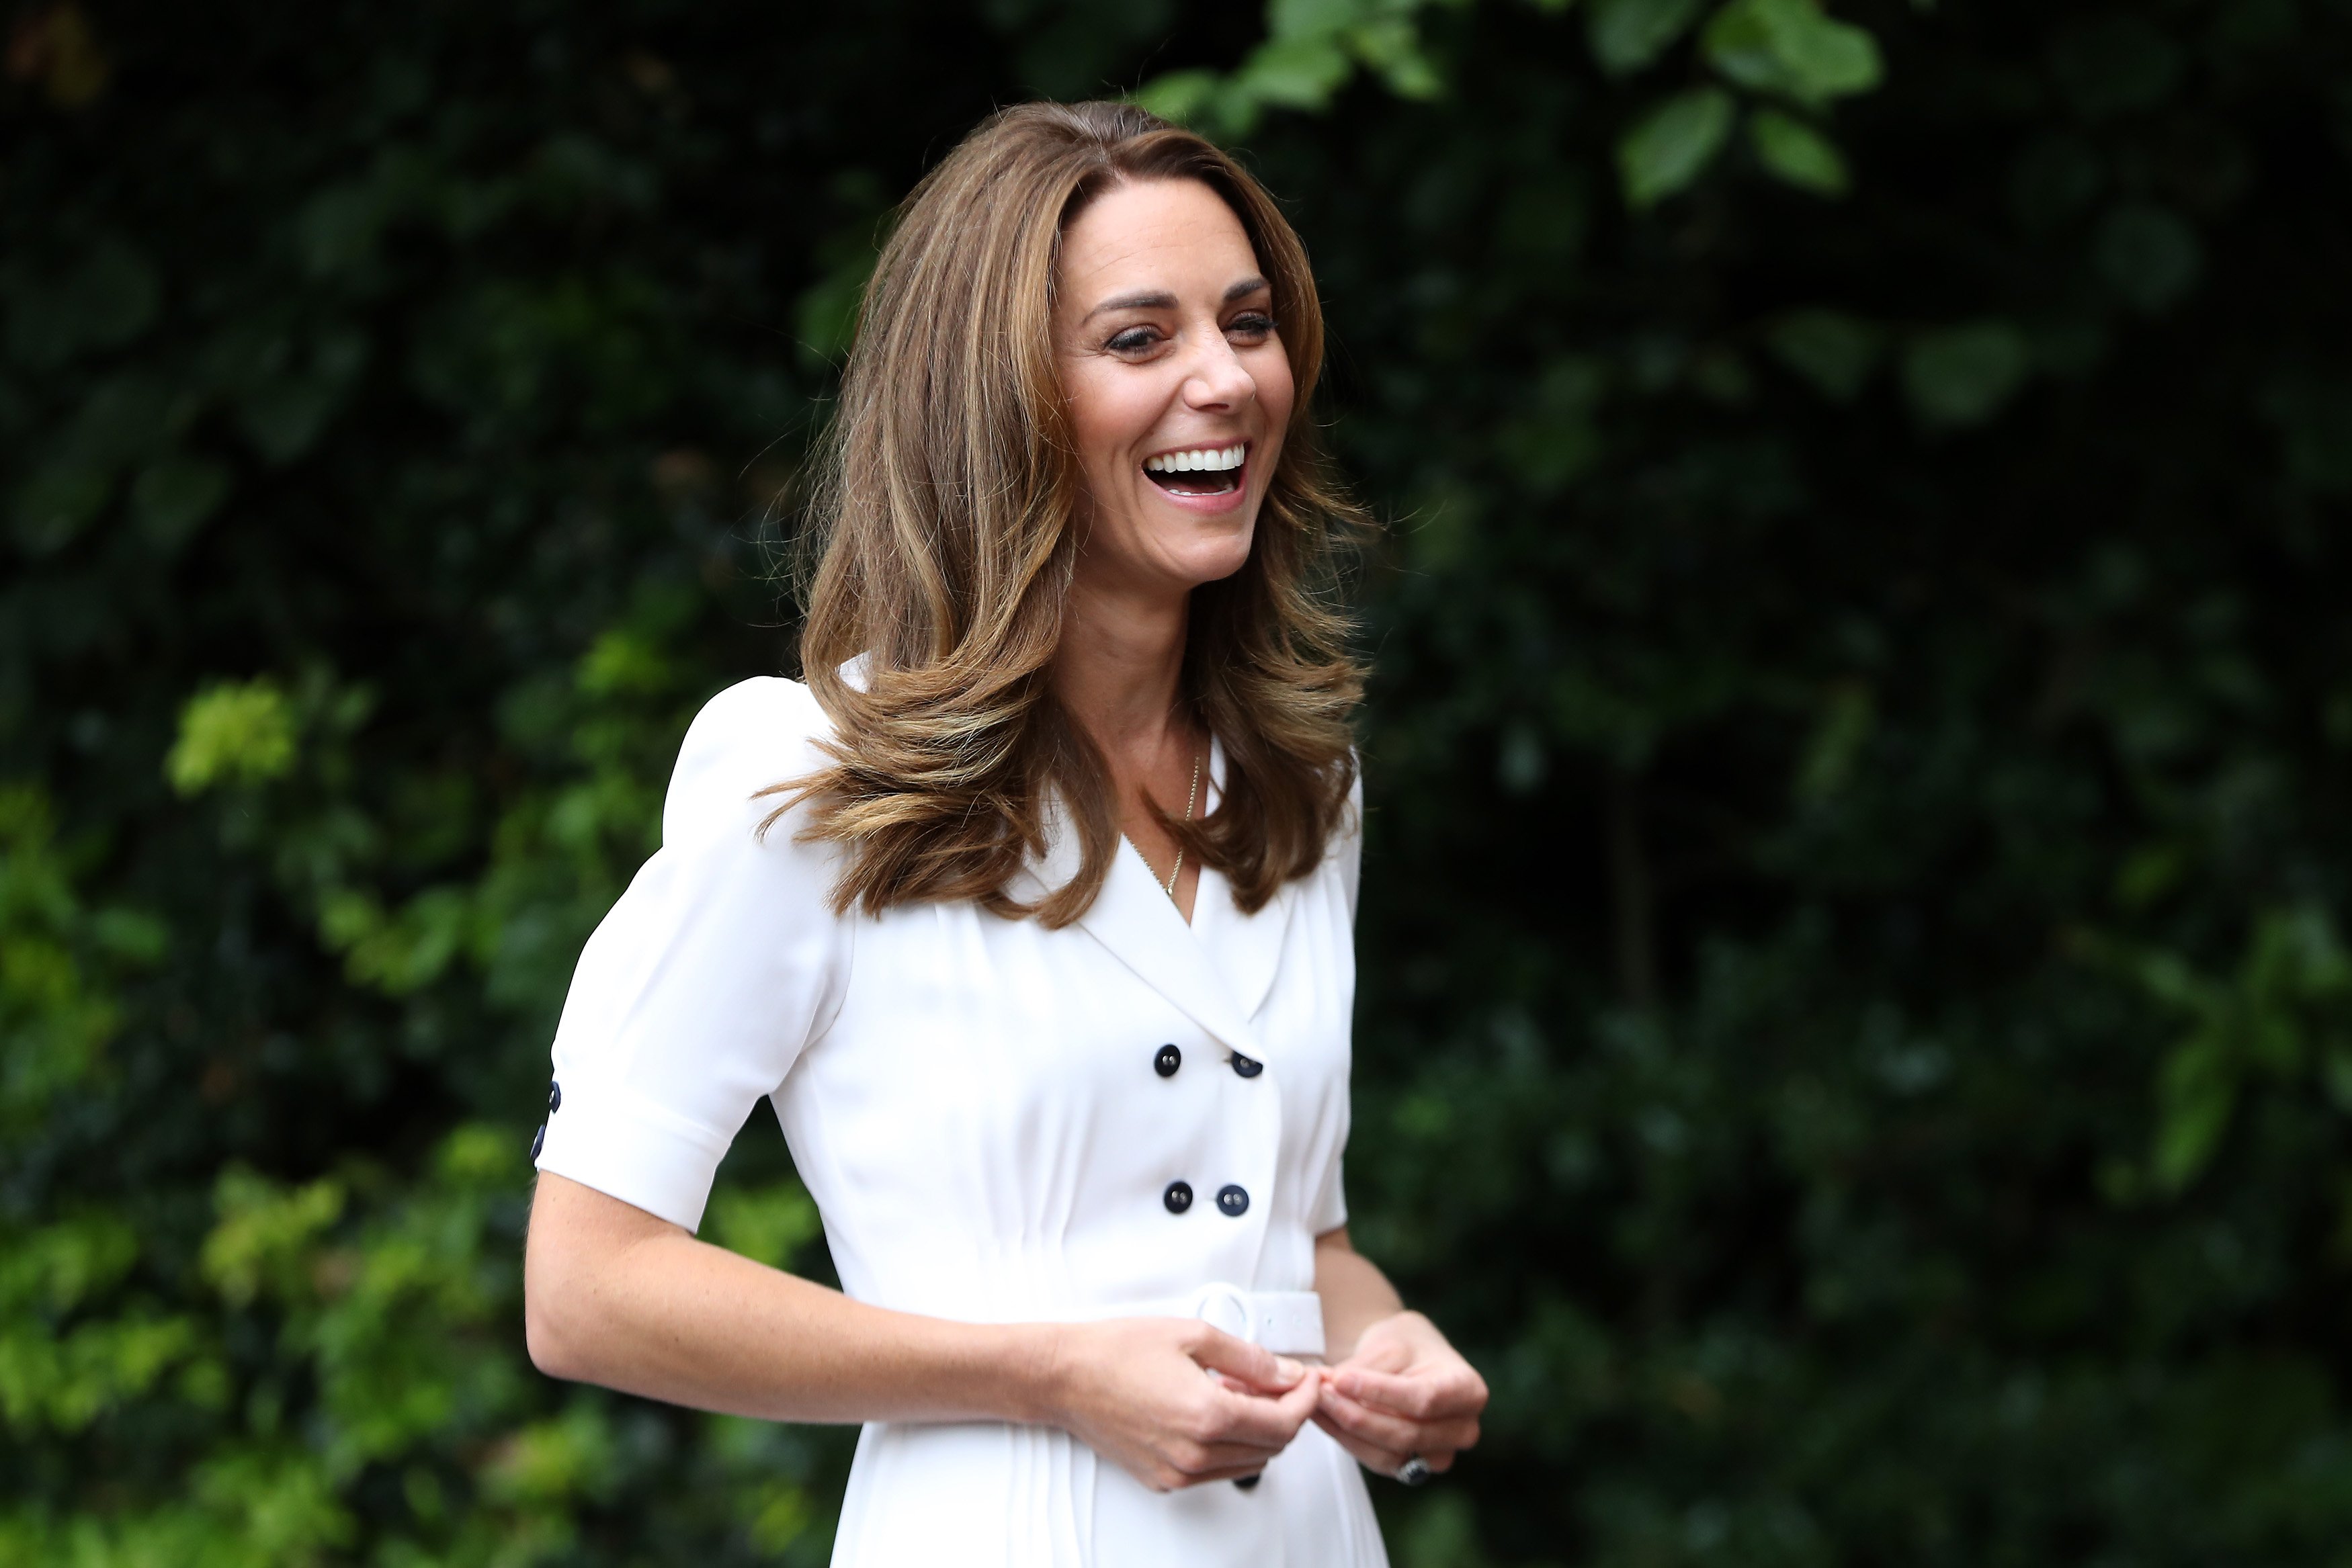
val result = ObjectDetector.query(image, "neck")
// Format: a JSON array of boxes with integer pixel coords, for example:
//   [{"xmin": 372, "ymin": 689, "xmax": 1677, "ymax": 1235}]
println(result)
[{"xmin": 1052, "ymin": 570, "xmax": 1191, "ymax": 760}]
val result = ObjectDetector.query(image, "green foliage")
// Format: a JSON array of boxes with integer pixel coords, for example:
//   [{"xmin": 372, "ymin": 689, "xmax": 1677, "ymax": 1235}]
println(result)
[
  {"xmin": 1747, "ymin": 107, "xmax": 1847, "ymax": 196},
  {"xmin": 1587, "ymin": 0, "xmax": 1709, "ymax": 77},
  {"xmin": 8, "ymin": 1, "xmax": 2352, "ymax": 1565},
  {"xmin": 166, "ymin": 681, "xmax": 298, "ymax": 795},
  {"xmin": 1900, "ymin": 319, "xmax": 2031, "ymax": 429},
  {"xmin": 1619, "ymin": 89, "xmax": 1736, "ymax": 208},
  {"xmin": 1700, "ymin": 0, "xmax": 1880, "ymax": 106}
]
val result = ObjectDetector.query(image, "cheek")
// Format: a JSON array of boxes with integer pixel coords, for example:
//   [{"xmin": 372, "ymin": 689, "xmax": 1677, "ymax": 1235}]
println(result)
[
  {"xmin": 1256, "ymin": 350, "xmax": 1298, "ymax": 431},
  {"xmin": 1064, "ymin": 362, "xmax": 1159, "ymax": 478}
]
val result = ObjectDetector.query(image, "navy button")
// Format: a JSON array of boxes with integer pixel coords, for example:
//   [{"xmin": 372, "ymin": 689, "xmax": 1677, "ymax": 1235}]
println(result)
[
  {"xmin": 1230, "ymin": 1051, "xmax": 1263, "ymax": 1079},
  {"xmin": 1163, "ymin": 1180, "xmax": 1193, "ymax": 1215},
  {"xmin": 1154, "ymin": 1045, "xmax": 1181, "ymax": 1078},
  {"xmin": 1216, "ymin": 1183, "xmax": 1249, "ymax": 1217},
  {"xmin": 1234, "ymin": 1473, "xmax": 1262, "ymax": 1491},
  {"xmin": 548, "ymin": 1080, "xmax": 562, "ymax": 1114},
  {"xmin": 529, "ymin": 1123, "xmax": 546, "ymax": 1160}
]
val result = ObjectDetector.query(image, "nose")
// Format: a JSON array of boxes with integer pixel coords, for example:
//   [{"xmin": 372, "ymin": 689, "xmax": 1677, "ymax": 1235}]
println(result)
[{"xmin": 1181, "ymin": 331, "xmax": 1258, "ymax": 412}]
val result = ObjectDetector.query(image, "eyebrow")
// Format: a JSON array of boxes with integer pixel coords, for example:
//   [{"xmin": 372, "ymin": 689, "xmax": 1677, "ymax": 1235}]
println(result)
[{"xmin": 1080, "ymin": 275, "xmax": 1271, "ymax": 324}]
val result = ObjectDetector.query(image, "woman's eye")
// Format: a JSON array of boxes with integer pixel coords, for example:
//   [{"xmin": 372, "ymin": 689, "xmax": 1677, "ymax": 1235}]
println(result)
[
  {"xmin": 1227, "ymin": 312, "xmax": 1277, "ymax": 340},
  {"xmin": 1106, "ymin": 326, "xmax": 1160, "ymax": 353}
]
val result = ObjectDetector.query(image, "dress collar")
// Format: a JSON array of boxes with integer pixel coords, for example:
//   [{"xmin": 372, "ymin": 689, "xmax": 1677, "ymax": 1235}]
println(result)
[{"xmin": 1010, "ymin": 734, "xmax": 1295, "ymax": 1057}]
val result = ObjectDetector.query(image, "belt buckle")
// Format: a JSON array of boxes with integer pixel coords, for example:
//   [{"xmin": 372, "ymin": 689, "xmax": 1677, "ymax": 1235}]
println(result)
[{"xmin": 1191, "ymin": 1282, "xmax": 1255, "ymax": 1344}]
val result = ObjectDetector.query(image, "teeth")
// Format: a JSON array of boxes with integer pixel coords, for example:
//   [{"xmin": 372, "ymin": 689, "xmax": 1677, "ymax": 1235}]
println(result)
[{"xmin": 1144, "ymin": 445, "xmax": 1246, "ymax": 474}]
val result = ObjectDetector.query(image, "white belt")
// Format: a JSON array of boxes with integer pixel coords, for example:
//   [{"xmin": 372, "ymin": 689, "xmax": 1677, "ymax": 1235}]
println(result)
[{"xmin": 1095, "ymin": 1284, "xmax": 1325, "ymax": 1358}]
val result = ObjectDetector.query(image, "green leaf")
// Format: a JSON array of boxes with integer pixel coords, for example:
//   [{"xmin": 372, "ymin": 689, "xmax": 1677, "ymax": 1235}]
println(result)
[
  {"xmin": 201, "ymin": 1168, "xmax": 347, "ymax": 1308},
  {"xmin": 1351, "ymin": 17, "xmax": 1443, "ymax": 99},
  {"xmin": 1764, "ymin": 307, "xmax": 1883, "ymax": 400},
  {"xmin": 1794, "ymin": 680, "xmax": 1874, "ymax": 803},
  {"xmin": 1749, "ymin": 107, "xmax": 1850, "ymax": 194},
  {"xmin": 1587, "ymin": 0, "xmax": 1707, "ymax": 75},
  {"xmin": 1901, "ymin": 320, "xmax": 2030, "ymax": 428},
  {"xmin": 166, "ymin": 679, "xmax": 298, "ymax": 795},
  {"xmin": 1234, "ymin": 32, "xmax": 1357, "ymax": 110},
  {"xmin": 2152, "ymin": 1038, "xmax": 2236, "ymax": 1192},
  {"xmin": 1704, "ymin": 0, "xmax": 1883, "ymax": 105},
  {"xmin": 1270, "ymin": 0, "xmax": 1368, "ymax": 36},
  {"xmin": 1133, "ymin": 68, "xmax": 1221, "ymax": 126},
  {"xmin": 1618, "ymin": 87, "xmax": 1734, "ymax": 208}
]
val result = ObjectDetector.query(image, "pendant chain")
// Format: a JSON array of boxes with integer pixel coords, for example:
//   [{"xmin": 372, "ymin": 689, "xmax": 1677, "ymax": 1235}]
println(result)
[{"xmin": 1130, "ymin": 748, "xmax": 1204, "ymax": 904}]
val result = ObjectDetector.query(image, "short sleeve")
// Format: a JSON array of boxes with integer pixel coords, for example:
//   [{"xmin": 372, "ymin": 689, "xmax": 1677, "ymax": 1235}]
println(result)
[
  {"xmin": 1310, "ymin": 763, "xmax": 1363, "ymax": 1237},
  {"xmin": 534, "ymin": 677, "xmax": 848, "ymax": 1232},
  {"xmin": 1309, "ymin": 1135, "xmax": 1349, "ymax": 1236},
  {"xmin": 1337, "ymin": 763, "xmax": 1365, "ymax": 928}
]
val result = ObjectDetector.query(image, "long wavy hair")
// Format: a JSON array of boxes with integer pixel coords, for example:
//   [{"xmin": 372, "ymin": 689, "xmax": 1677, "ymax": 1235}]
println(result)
[{"xmin": 769, "ymin": 100, "xmax": 1366, "ymax": 926}]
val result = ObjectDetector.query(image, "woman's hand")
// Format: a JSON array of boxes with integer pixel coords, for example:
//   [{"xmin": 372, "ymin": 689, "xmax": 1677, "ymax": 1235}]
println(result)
[
  {"xmin": 1312, "ymin": 1310, "xmax": 1487, "ymax": 1480},
  {"xmin": 1040, "ymin": 1317, "xmax": 1323, "ymax": 1491}
]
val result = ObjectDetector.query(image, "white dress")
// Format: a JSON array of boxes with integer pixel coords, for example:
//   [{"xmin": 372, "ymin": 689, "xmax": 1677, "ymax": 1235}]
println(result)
[{"xmin": 534, "ymin": 676, "xmax": 1390, "ymax": 1567}]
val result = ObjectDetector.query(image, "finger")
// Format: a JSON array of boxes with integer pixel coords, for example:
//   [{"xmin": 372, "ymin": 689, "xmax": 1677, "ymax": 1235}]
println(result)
[
  {"xmin": 1187, "ymin": 1439, "xmax": 1295, "ymax": 1470},
  {"xmin": 1205, "ymin": 1375, "xmax": 1320, "ymax": 1449},
  {"xmin": 1146, "ymin": 1452, "xmax": 1275, "ymax": 1491},
  {"xmin": 1308, "ymin": 1409, "xmax": 1406, "ymax": 1477},
  {"xmin": 1316, "ymin": 1385, "xmax": 1479, "ymax": 1456},
  {"xmin": 1173, "ymin": 1458, "xmax": 1273, "ymax": 1488},
  {"xmin": 1329, "ymin": 1365, "xmax": 1479, "ymax": 1420},
  {"xmin": 1188, "ymin": 1327, "xmax": 1307, "ymax": 1393},
  {"xmin": 1272, "ymin": 1363, "xmax": 1323, "ymax": 1426}
]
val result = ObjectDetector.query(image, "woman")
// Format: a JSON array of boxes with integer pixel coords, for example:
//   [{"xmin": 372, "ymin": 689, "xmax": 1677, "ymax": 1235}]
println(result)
[{"xmin": 523, "ymin": 100, "xmax": 1486, "ymax": 1566}]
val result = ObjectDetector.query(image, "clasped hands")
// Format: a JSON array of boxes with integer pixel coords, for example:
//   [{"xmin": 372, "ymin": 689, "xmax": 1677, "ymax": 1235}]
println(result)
[{"xmin": 1048, "ymin": 1310, "xmax": 1486, "ymax": 1493}]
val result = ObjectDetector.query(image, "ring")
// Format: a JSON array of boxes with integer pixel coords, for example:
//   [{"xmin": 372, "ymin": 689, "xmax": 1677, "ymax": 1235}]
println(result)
[{"xmin": 1396, "ymin": 1454, "xmax": 1432, "ymax": 1487}]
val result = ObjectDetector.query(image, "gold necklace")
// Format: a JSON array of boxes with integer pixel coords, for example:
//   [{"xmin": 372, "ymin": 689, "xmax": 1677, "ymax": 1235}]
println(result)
[{"xmin": 1133, "ymin": 749, "xmax": 1204, "ymax": 902}]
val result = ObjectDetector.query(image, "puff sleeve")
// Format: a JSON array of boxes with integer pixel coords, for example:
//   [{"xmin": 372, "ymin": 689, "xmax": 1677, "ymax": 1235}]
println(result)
[{"xmin": 533, "ymin": 677, "xmax": 849, "ymax": 1232}]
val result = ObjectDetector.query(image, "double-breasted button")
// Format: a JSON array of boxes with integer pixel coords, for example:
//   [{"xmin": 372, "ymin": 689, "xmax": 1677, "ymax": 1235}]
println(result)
[
  {"xmin": 1163, "ymin": 1180, "xmax": 1193, "ymax": 1214},
  {"xmin": 529, "ymin": 1123, "xmax": 546, "ymax": 1160},
  {"xmin": 1216, "ymin": 1183, "xmax": 1249, "ymax": 1217},
  {"xmin": 1154, "ymin": 1045, "xmax": 1181, "ymax": 1078},
  {"xmin": 548, "ymin": 1080, "xmax": 562, "ymax": 1114},
  {"xmin": 1229, "ymin": 1051, "xmax": 1263, "ymax": 1079}
]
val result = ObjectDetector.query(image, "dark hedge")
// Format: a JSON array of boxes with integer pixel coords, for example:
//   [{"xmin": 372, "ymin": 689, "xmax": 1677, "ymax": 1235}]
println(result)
[{"xmin": 5, "ymin": 1, "xmax": 2351, "ymax": 1563}]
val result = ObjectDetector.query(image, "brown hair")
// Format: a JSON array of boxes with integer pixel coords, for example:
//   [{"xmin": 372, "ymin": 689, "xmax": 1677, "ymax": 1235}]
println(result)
[{"xmin": 770, "ymin": 99, "xmax": 1366, "ymax": 926}]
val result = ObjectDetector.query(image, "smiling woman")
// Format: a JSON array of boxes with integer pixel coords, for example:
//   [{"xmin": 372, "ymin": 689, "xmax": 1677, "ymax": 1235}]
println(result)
[
  {"xmin": 522, "ymin": 101, "xmax": 1485, "ymax": 1568},
  {"xmin": 781, "ymin": 103, "xmax": 1367, "ymax": 929}
]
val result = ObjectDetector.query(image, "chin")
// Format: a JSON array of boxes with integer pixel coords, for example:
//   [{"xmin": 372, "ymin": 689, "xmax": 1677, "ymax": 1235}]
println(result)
[{"xmin": 1167, "ymin": 523, "xmax": 1257, "ymax": 590}]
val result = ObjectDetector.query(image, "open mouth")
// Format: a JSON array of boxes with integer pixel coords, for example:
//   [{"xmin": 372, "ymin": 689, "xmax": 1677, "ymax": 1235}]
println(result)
[{"xmin": 1143, "ymin": 442, "xmax": 1247, "ymax": 496}]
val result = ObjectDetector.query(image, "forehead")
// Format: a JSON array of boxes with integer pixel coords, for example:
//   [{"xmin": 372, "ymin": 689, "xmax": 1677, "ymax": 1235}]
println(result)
[{"xmin": 1058, "ymin": 178, "xmax": 1261, "ymax": 304}]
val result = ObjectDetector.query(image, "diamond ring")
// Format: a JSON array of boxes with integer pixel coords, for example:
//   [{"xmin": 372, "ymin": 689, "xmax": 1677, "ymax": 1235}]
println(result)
[{"xmin": 1396, "ymin": 1454, "xmax": 1432, "ymax": 1487}]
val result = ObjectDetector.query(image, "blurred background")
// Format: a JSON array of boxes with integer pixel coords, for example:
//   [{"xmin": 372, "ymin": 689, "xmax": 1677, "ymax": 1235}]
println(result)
[{"xmin": 7, "ymin": 0, "xmax": 2352, "ymax": 1562}]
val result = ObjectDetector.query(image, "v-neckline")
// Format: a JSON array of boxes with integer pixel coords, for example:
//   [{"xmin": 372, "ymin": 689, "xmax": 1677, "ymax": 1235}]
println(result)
[{"xmin": 1118, "ymin": 732, "xmax": 1223, "ymax": 930}]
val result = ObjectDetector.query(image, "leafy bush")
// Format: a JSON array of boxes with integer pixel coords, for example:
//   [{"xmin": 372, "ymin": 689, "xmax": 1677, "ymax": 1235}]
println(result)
[{"xmin": 5, "ymin": 1, "xmax": 2351, "ymax": 1563}]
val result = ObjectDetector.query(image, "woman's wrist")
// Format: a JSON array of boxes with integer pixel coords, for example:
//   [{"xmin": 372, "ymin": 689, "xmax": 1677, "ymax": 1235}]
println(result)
[
  {"xmin": 997, "ymin": 1320, "xmax": 1075, "ymax": 1428},
  {"xmin": 1327, "ymin": 1306, "xmax": 1420, "ymax": 1366}
]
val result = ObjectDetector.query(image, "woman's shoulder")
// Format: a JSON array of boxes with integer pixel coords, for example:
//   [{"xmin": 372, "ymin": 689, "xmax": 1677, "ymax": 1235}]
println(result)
[{"xmin": 661, "ymin": 675, "xmax": 837, "ymax": 850}]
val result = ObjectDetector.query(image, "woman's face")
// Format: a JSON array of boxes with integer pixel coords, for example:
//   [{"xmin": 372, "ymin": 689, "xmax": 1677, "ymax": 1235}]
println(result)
[{"xmin": 1054, "ymin": 177, "xmax": 1296, "ymax": 604}]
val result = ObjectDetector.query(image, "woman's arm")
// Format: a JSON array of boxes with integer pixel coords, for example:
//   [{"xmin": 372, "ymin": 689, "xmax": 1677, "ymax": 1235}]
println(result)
[
  {"xmin": 526, "ymin": 1172, "xmax": 1322, "ymax": 1489},
  {"xmin": 1310, "ymin": 1227, "xmax": 1488, "ymax": 1477},
  {"xmin": 1312, "ymin": 1224, "xmax": 1406, "ymax": 1362}
]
